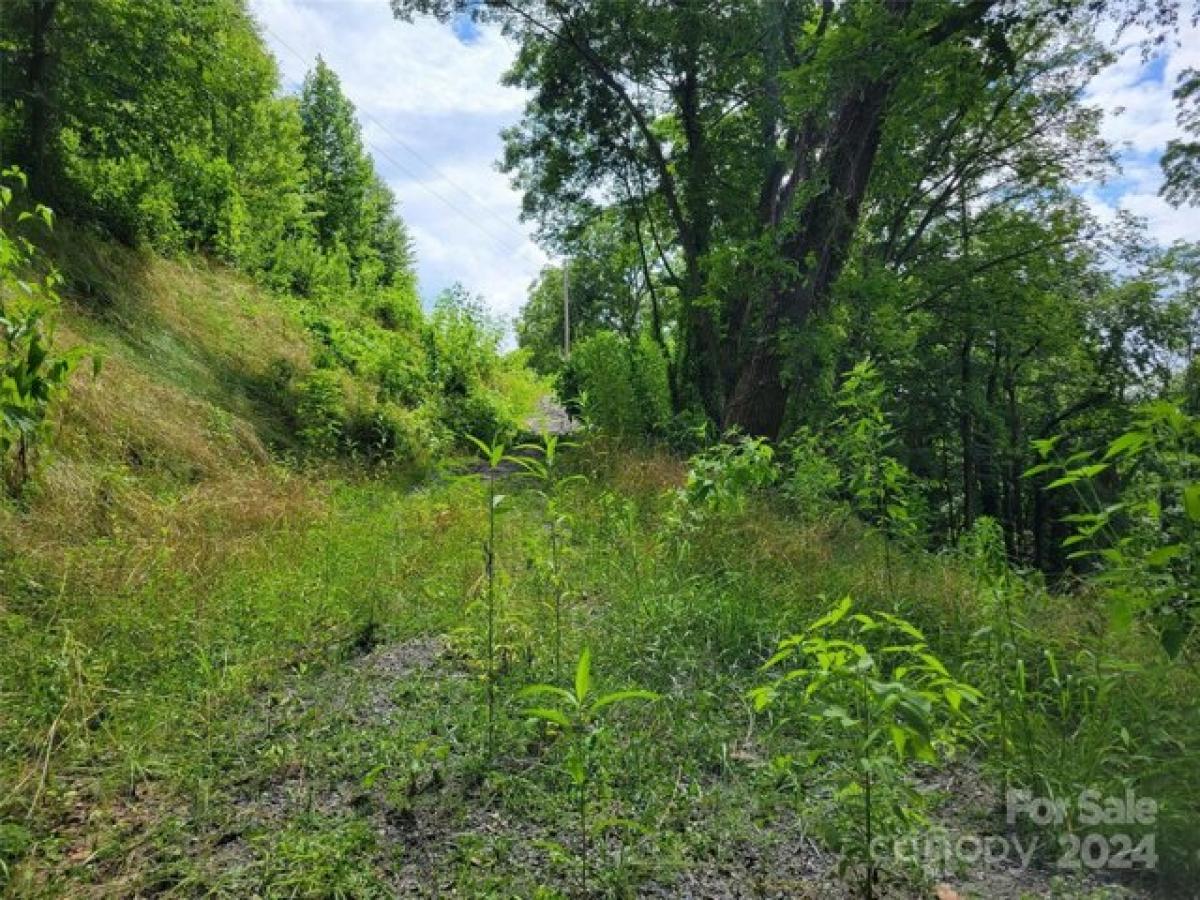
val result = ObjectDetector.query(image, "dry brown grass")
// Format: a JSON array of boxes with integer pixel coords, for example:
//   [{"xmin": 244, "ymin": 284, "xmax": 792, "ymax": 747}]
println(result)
[
  {"xmin": 1, "ymin": 233, "xmax": 323, "ymax": 607},
  {"xmin": 580, "ymin": 437, "xmax": 687, "ymax": 497}
]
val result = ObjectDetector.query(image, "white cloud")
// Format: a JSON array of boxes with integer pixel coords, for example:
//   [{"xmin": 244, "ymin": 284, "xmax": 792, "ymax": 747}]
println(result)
[
  {"xmin": 1082, "ymin": 20, "xmax": 1200, "ymax": 247},
  {"xmin": 248, "ymin": 0, "xmax": 546, "ymax": 333}
]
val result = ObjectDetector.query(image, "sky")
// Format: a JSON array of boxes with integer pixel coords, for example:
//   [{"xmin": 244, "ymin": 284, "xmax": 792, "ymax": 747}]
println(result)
[
  {"xmin": 248, "ymin": 0, "xmax": 1198, "ymax": 328},
  {"xmin": 249, "ymin": 0, "xmax": 547, "ymax": 328}
]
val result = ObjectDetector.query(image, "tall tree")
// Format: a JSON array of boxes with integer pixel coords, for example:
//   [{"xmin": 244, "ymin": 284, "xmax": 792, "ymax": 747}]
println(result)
[
  {"xmin": 1162, "ymin": 68, "xmax": 1200, "ymax": 206},
  {"xmin": 298, "ymin": 58, "xmax": 415, "ymax": 289},
  {"xmin": 299, "ymin": 58, "xmax": 374, "ymax": 254},
  {"xmin": 395, "ymin": 0, "xmax": 1081, "ymax": 437}
]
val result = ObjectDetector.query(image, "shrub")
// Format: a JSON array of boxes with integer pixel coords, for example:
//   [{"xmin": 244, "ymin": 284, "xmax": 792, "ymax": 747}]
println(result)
[
  {"xmin": 441, "ymin": 390, "xmax": 513, "ymax": 447},
  {"xmin": 630, "ymin": 333, "xmax": 671, "ymax": 435},
  {"xmin": 1, "ymin": 170, "xmax": 94, "ymax": 494},
  {"xmin": 295, "ymin": 367, "xmax": 347, "ymax": 455},
  {"xmin": 343, "ymin": 400, "xmax": 441, "ymax": 467},
  {"xmin": 1031, "ymin": 399, "xmax": 1200, "ymax": 657},
  {"xmin": 678, "ymin": 434, "xmax": 777, "ymax": 514},
  {"xmin": 779, "ymin": 426, "xmax": 842, "ymax": 518},
  {"xmin": 562, "ymin": 330, "xmax": 669, "ymax": 438},
  {"xmin": 752, "ymin": 597, "xmax": 979, "ymax": 898},
  {"xmin": 366, "ymin": 286, "xmax": 422, "ymax": 332}
]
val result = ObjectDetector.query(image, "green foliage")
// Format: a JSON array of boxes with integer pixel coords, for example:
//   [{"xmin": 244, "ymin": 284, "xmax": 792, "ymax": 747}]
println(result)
[
  {"xmin": 831, "ymin": 359, "xmax": 920, "ymax": 542},
  {"xmin": 4, "ymin": 422, "xmax": 1199, "ymax": 893},
  {"xmin": 1161, "ymin": 69, "xmax": 1200, "ymax": 207},
  {"xmin": 1, "ymin": 0, "xmax": 305, "ymax": 262},
  {"xmin": 561, "ymin": 330, "xmax": 670, "ymax": 438},
  {"xmin": 298, "ymin": 58, "xmax": 414, "ymax": 291},
  {"xmin": 423, "ymin": 284, "xmax": 521, "ymax": 449},
  {"xmin": 1031, "ymin": 400, "xmax": 1200, "ymax": 657},
  {"xmin": 0, "ymin": 0, "xmax": 421, "ymax": 342},
  {"xmin": 441, "ymin": 391, "xmax": 512, "ymax": 449},
  {"xmin": 344, "ymin": 399, "xmax": 441, "ymax": 468},
  {"xmin": 958, "ymin": 517, "xmax": 1037, "ymax": 797},
  {"xmin": 631, "ymin": 332, "xmax": 671, "ymax": 433},
  {"xmin": 516, "ymin": 211, "xmax": 672, "ymax": 380},
  {"xmin": 295, "ymin": 367, "xmax": 347, "ymax": 456},
  {"xmin": 466, "ymin": 433, "xmax": 512, "ymax": 763},
  {"xmin": 677, "ymin": 434, "xmax": 777, "ymax": 515},
  {"xmin": 0, "ymin": 171, "xmax": 94, "ymax": 493},
  {"xmin": 514, "ymin": 432, "xmax": 585, "ymax": 679},
  {"xmin": 521, "ymin": 648, "xmax": 658, "ymax": 890},
  {"xmin": 753, "ymin": 597, "xmax": 978, "ymax": 897},
  {"xmin": 779, "ymin": 426, "xmax": 843, "ymax": 519}
]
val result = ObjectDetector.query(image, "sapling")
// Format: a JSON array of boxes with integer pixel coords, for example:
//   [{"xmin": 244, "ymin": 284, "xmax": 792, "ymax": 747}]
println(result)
[
  {"xmin": 832, "ymin": 359, "xmax": 918, "ymax": 605},
  {"xmin": 752, "ymin": 597, "xmax": 978, "ymax": 899},
  {"xmin": 960, "ymin": 517, "xmax": 1035, "ymax": 801},
  {"xmin": 1028, "ymin": 402, "xmax": 1200, "ymax": 658},
  {"xmin": 0, "ymin": 169, "xmax": 97, "ymax": 494},
  {"xmin": 514, "ymin": 431, "xmax": 583, "ymax": 679},
  {"xmin": 466, "ymin": 434, "xmax": 510, "ymax": 763},
  {"xmin": 521, "ymin": 648, "xmax": 658, "ymax": 892}
]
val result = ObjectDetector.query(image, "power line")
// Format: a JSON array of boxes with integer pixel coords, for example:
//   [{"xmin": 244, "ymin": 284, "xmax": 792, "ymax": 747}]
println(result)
[{"xmin": 258, "ymin": 20, "xmax": 540, "ymax": 263}]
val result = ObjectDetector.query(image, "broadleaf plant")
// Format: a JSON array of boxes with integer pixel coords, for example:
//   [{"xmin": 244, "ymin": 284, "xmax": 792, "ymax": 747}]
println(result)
[
  {"xmin": 521, "ymin": 648, "xmax": 658, "ymax": 892},
  {"xmin": 752, "ymin": 597, "xmax": 978, "ymax": 899}
]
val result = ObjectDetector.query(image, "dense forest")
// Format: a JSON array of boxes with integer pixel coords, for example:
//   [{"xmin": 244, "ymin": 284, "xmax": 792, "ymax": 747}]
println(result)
[{"xmin": 1, "ymin": 0, "xmax": 1199, "ymax": 897}]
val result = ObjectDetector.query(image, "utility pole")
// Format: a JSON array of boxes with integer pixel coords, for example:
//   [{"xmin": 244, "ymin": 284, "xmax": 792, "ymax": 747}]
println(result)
[{"xmin": 563, "ymin": 261, "xmax": 570, "ymax": 358}]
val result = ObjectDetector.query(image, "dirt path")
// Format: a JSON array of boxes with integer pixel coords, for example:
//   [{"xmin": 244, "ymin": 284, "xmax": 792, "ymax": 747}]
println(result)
[{"xmin": 525, "ymin": 394, "xmax": 577, "ymax": 436}]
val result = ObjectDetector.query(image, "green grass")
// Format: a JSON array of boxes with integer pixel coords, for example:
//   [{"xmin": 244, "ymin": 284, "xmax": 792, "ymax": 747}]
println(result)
[
  {"xmin": 1, "ymin": 236, "xmax": 1195, "ymax": 898},
  {"xmin": 4, "ymin": 442, "xmax": 1195, "ymax": 896}
]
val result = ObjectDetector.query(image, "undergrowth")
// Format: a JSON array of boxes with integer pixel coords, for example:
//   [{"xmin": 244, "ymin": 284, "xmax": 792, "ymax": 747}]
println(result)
[{"xmin": 4, "ymin": 434, "xmax": 1195, "ymax": 896}]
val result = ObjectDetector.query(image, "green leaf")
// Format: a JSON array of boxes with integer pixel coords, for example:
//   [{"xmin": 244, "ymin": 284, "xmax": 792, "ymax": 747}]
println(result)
[
  {"xmin": 574, "ymin": 648, "xmax": 592, "ymax": 703},
  {"xmin": 518, "ymin": 684, "xmax": 575, "ymax": 704},
  {"xmin": 1045, "ymin": 474, "xmax": 1079, "ymax": 490},
  {"xmin": 806, "ymin": 596, "xmax": 853, "ymax": 633},
  {"xmin": 567, "ymin": 754, "xmax": 586, "ymax": 785},
  {"xmin": 1160, "ymin": 619, "xmax": 1189, "ymax": 660},
  {"xmin": 464, "ymin": 433, "xmax": 490, "ymax": 456},
  {"xmin": 943, "ymin": 686, "xmax": 962, "ymax": 712},
  {"xmin": 1031, "ymin": 436, "xmax": 1061, "ymax": 459},
  {"xmin": 1184, "ymin": 484, "xmax": 1200, "ymax": 523},
  {"xmin": 526, "ymin": 707, "xmax": 571, "ymax": 728},
  {"xmin": 1145, "ymin": 544, "xmax": 1183, "ymax": 567},
  {"xmin": 889, "ymin": 725, "xmax": 908, "ymax": 757},
  {"xmin": 1104, "ymin": 431, "xmax": 1149, "ymax": 460},
  {"xmin": 592, "ymin": 689, "xmax": 659, "ymax": 712},
  {"xmin": 748, "ymin": 686, "xmax": 776, "ymax": 712}
]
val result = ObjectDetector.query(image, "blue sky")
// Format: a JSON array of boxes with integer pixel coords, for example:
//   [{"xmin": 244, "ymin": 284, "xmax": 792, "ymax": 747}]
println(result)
[
  {"xmin": 1079, "ymin": 20, "xmax": 1198, "ymax": 241},
  {"xmin": 249, "ymin": 1, "xmax": 1197, "ymax": 328}
]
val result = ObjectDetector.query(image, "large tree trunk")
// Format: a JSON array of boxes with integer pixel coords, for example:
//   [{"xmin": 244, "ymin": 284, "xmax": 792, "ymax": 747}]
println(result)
[
  {"xmin": 673, "ymin": 1, "xmax": 724, "ymax": 423},
  {"xmin": 723, "ymin": 66, "xmax": 899, "ymax": 437},
  {"xmin": 721, "ymin": 0, "xmax": 1005, "ymax": 439},
  {"xmin": 23, "ymin": 0, "xmax": 59, "ymax": 196}
]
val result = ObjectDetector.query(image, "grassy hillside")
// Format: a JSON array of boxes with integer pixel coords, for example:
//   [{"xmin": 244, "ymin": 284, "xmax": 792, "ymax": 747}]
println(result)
[
  {"xmin": 0, "ymin": 234, "xmax": 521, "ymax": 893},
  {"xmin": 3, "ymin": 230, "xmax": 320, "ymax": 591}
]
